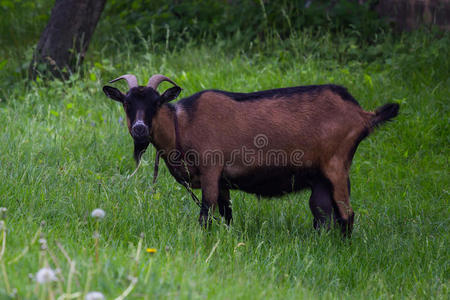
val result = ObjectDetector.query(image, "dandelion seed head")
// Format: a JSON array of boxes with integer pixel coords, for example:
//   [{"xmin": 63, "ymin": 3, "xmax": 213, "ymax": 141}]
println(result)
[
  {"xmin": 0, "ymin": 207, "xmax": 6, "ymax": 219},
  {"xmin": 91, "ymin": 208, "xmax": 105, "ymax": 219},
  {"xmin": 39, "ymin": 238, "xmax": 48, "ymax": 250},
  {"xmin": 85, "ymin": 291, "xmax": 105, "ymax": 300},
  {"xmin": 93, "ymin": 232, "xmax": 100, "ymax": 239},
  {"xmin": 35, "ymin": 267, "xmax": 57, "ymax": 284}
]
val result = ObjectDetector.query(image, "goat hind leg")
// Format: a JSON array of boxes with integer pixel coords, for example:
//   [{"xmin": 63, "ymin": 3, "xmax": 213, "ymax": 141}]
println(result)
[
  {"xmin": 309, "ymin": 179, "xmax": 335, "ymax": 230},
  {"xmin": 324, "ymin": 167, "xmax": 354, "ymax": 236}
]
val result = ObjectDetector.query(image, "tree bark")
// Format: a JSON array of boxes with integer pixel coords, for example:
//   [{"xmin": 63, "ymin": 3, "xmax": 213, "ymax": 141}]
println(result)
[
  {"xmin": 376, "ymin": 0, "xmax": 450, "ymax": 31},
  {"xmin": 30, "ymin": 0, "xmax": 106, "ymax": 79}
]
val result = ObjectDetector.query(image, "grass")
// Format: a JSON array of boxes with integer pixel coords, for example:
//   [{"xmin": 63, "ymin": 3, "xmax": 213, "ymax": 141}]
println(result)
[{"xmin": 0, "ymin": 14, "xmax": 449, "ymax": 299}]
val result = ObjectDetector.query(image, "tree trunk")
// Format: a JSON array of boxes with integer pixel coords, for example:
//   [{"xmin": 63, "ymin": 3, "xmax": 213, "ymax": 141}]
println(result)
[
  {"xmin": 376, "ymin": 0, "xmax": 450, "ymax": 31},
  {"xmin": 30, "ymin": 0, "xmax": 106, "ymax": 79}
]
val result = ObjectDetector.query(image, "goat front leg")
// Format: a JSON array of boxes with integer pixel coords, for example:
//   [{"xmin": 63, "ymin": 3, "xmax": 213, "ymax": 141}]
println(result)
[
  {"xmin": 218, "ymin": 187, "xmax": 232, "ymax": 225},
  {"xmin": 198, "ymin": 169, "xmax": 221, "ymax": 228}
]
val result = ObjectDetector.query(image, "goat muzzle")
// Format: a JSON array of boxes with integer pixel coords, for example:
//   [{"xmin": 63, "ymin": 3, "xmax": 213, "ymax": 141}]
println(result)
[{"xmin": 131, "ymin": 121, "xmax": 149, "ymax": 141}]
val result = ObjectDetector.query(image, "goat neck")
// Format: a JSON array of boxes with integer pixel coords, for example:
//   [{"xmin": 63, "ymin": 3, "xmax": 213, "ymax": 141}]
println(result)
[{"xmin": 150, "ymin": 104, "xmax": 177, "ymax": 155}]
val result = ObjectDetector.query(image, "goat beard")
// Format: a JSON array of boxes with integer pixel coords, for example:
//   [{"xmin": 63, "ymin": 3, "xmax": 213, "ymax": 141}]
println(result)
[{"xmin": 133, "ymin": 140, "xmax": 150, "ymax": 165}]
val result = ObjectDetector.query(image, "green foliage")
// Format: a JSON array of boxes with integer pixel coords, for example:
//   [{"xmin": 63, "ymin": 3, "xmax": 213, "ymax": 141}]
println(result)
[
  {"xmin": 0, "ymin": 0, "xmax": 51, "ymax": 47},
  {"xmin": 0, "ymin": 0, "xmax": 54, "ymax": 94},
  {"xmin": 101, "ymin": 0, "xmax": 386, "ymax": 49}
]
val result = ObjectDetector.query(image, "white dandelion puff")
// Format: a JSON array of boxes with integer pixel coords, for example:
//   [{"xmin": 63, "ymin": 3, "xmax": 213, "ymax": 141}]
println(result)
[
  {"xmin": 35, "ymin": 267, "xmax": 58, "ymax": 284},
  {"xmin": 39, "ymin": 238, "xmax": 48, "ymax": 250},
  {"xmin": 0, "ymin": 207, "xmax": 6, "ymax": 219},
  {"xmin": 85, "ymin": 291, "xmax": 105, "ymax": 300},
  {"xmin": 91, "ymin": 209, "xmax": 105, "ymax": 219}
]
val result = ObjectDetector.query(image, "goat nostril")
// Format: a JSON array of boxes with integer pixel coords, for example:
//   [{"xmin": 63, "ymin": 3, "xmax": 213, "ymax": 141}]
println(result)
[{"xmin": 132, "ymin": 124, "xmax": 148, "ymax": 137}]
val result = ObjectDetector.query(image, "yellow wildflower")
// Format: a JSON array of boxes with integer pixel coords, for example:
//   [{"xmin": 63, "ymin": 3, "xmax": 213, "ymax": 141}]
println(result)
[{"xmin": 146, "ymin": 248, "xmax": 157, "ymax": 254}]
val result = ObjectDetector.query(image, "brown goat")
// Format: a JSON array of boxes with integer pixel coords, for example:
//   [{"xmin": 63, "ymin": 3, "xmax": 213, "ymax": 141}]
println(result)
[{"xmin": 103, "ymin": 74, "xmax": 399, "ymax": 236}]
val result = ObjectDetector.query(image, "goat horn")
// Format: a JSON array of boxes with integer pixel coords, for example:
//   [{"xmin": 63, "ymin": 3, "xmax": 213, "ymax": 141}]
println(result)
[
  {"xmin": 147, "ymin": 74, "xmax": 178, "ymax": 90},
  {"xmin": 109, "ymin": 74, "xmax": 138, "ymax": 89}
]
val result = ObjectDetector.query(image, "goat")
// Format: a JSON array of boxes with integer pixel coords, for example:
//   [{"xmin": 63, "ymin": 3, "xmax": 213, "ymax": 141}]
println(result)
[{"xmin": 103, "ymin": 74, "xmax": 399, "ymax": 236}]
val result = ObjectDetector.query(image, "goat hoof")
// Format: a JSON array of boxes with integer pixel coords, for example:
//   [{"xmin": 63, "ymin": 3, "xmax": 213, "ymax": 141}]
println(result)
[
  {"xmin": 313, "ymin": 218, "xmax": 331, "ymax": 232},
  {"xmin": 198, "ymin": 214, "xmax": 211, "ymax": 229},
  {"xmin": 338, "ymin": 213, "xmax": 354, "ymax": 238}
]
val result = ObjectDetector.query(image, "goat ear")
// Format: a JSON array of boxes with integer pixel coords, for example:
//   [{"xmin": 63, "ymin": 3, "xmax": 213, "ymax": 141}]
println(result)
[
  {"xmin": 159, "ymin": 86, "xmax": 182, "ymax": 104},
  {"xmin": 103, "ymin": 86, "xmax": 125, "ymax": 103}
]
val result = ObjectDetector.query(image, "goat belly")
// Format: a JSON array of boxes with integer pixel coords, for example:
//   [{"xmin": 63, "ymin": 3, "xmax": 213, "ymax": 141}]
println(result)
[
  {"xmin": 165, "ymin": 160, "xmax": 202, "ymax": 188},
  {"xmin": 223, "ymin": 167, "xmax": 315, "ymax": 197}
]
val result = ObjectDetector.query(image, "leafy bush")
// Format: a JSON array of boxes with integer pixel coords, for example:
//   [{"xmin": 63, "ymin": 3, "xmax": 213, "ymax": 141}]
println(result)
[{"xmin": 101, "ymin": 0, "xmax": 387, "ymax": 49}]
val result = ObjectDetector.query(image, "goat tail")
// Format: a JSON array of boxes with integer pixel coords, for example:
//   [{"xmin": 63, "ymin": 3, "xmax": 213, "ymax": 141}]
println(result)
[{"xmin": 370, "ymin": 103, "xmax": 400, "ymax": 129}]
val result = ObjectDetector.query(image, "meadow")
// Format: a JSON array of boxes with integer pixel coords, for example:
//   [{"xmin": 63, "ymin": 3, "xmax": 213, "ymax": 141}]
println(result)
[{"xmin": 0, "ymin": 3, "xmax": 449, "ymax": 298}]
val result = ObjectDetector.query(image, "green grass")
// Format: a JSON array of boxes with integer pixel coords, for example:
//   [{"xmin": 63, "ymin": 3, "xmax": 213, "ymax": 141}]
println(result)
[{"xmin": 0, "ymin": 24, "xmax": 449, "ymax": 299}]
